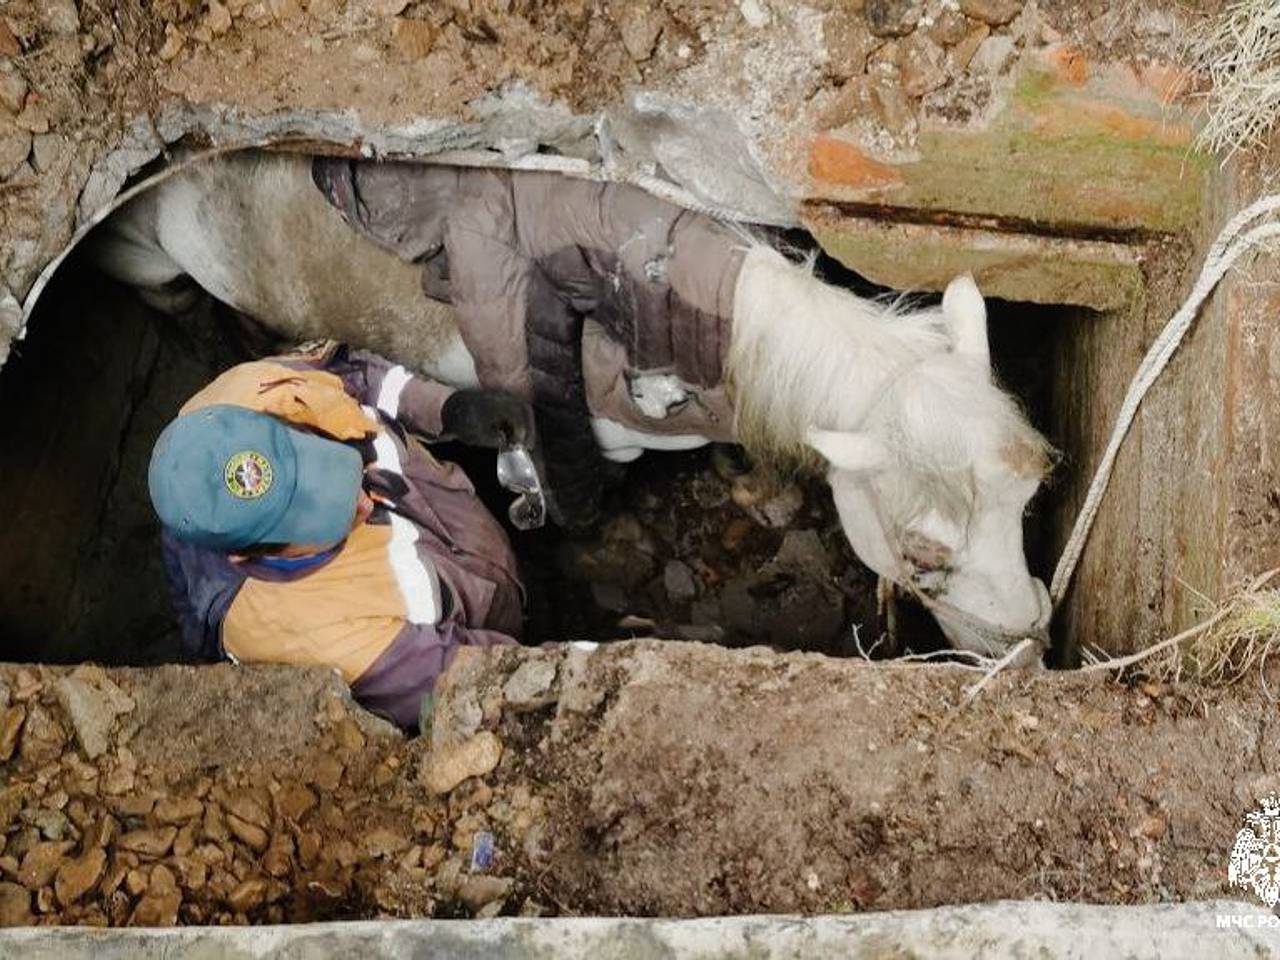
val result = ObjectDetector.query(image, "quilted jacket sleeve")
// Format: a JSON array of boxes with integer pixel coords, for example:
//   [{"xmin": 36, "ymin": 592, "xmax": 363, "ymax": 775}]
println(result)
[
  {"xmin": 444, "ymin": 171, "xmax": 604, "ymax": 527},
  {"xmin": 349, "ymin": 620, "xmax": 516, "ymax": 732},
  {"xmin": 159, "ymin": 529, "xmax": 245, "ymax": 662}
]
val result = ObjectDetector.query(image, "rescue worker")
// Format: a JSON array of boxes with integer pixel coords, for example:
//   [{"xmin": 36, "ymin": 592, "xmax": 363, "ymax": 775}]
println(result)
[{"xmin": 147, "ymin": 341, "xmax": 532, "ymax": 731}]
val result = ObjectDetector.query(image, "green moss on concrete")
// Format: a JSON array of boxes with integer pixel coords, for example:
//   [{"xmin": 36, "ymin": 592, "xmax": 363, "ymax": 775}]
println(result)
[
  {"xmin": 1013, "ymin": 66, "xmax": 1058, "ymax": 109},
  {"xmin": 876, "ymin": 126, "xmax": 1208, "ymax": 234},
  {"xmin": 806, "ymin": 217, "xmax": 1143, "ymax": 312},
  {"xmin": 815, "ymin": 62, "xmax": 1212, "ymax": 235}
]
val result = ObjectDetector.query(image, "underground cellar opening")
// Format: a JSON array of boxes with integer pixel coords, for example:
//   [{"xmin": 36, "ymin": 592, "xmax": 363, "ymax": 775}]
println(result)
[{"xmin": 0, "ymin": 164, "xmax": 1093, "ymax": 669}]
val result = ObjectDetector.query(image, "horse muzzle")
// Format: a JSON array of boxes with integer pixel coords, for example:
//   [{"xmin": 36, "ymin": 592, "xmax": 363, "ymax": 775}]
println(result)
[{"xmin": 933, "ymin": 578, "xmax": 1051, "ymax": 665}]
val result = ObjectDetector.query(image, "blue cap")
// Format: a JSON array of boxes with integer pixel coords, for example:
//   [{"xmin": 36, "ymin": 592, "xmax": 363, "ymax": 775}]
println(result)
[{"xmin": 148, "ymin": 405, "xmax": 364, "ymax": 551}]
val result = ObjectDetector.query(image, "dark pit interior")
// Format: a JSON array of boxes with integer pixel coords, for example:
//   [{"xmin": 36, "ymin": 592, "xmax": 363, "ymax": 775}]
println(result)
[{"xmin": 0, "ymin": 205, "xmax": 1088, "ymax": 668}]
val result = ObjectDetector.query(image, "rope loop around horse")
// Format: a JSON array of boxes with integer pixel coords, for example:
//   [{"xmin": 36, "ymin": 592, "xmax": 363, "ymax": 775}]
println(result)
[{"xmin": 862, "ymin": 477, "xmax": 1052, "ymax": 658}]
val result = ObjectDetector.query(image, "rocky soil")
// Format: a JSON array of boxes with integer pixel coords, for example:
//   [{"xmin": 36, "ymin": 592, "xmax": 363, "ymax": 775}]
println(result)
[
  {"xmin": 0, "ymin": 662, "xmax": 539, "ymax": 926},
  {"xmin": 0, "ymin": 643, "xmax": 1269, "ymax": 927}
]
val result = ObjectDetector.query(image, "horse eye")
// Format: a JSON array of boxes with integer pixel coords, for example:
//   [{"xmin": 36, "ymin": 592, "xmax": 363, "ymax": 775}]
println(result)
[{"xmin": 901, "ymin": 531, "xmax": 953, "ymax": 573}]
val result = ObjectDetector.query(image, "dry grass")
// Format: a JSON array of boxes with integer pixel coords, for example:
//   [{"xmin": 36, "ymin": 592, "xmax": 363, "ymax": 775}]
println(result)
[
  {"xmin": 1159, "ymin": 587, "xmax": 1280, "ymax": 689},
  {"xmin": 1185, "ymin": 0, "xmax": 1280, "ymax": 156},
  {"xmin": 1080, "ymin": 570, "xmax": 1280, "ymax": 695}
]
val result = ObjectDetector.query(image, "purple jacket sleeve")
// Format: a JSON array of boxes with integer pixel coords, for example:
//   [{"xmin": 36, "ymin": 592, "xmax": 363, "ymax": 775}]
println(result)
[
  {"xmin": 305, "ymin": 345, "xmax": 457, "ymax": 437},
  {"xmin": 159, "ymin": 529, "xmax": 245, "ymax": 662},
  {"xmin": 349, "ymin": 620, "xmax": 516, "ymax": 732}
]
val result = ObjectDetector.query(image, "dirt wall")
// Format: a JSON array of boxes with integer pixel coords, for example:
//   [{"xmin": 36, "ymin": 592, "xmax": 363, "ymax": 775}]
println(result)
[{"xmin": 446, "ymin": 641, "xmax": 1270, "ymax": 915}]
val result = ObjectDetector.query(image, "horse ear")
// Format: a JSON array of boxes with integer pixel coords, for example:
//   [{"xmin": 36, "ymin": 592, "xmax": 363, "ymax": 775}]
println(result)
[
  {"xmin": 806, "ymin": 428, "xmax": 890, "ymax": 474},
  {"xmin": 942, "ymin": 273, "xmax": 990, "ymax": 367}
]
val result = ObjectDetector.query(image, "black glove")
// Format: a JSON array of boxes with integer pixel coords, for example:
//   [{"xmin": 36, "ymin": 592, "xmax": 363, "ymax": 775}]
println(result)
[{"xmin": 439, "ymin": 389, "xmax": 536, "ymax": 449}]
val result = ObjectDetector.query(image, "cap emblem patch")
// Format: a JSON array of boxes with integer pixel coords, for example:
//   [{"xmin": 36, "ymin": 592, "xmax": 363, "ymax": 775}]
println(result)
[{"xmin": 224, "ymin": 450, "xmax": 274, "ymax": 499}]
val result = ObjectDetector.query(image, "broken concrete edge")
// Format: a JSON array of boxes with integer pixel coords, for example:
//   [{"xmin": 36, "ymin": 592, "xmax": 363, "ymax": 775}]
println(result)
[
  {"xmin": 10, "ymin": 56, "xmax": 1212, "ymax": 359},
  {"xmin": 13, "ymin": 90, "xmax": 799, "ymax": 344},
  {"xmin": 13, "ymin": 68, "xmax": 1194, "ymax": 350},
  {"xmin": 804, "ymin": 208, "xmax": 1143, "ymax": 310},
  {"xmin": 0, "ymin": 901, "xmax": 1273, "ymax": 957}
]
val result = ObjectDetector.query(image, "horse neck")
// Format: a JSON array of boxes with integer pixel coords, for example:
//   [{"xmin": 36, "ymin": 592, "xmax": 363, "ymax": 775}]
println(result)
[{"xmin": 728, "ymin": 246, "xmax": 947, "ymax": 453}]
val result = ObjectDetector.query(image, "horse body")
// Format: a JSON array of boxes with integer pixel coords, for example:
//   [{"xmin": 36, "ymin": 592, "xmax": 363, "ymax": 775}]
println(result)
[
  {"xmin": 91, "ymin": 153, "xmax": 708, "ymax": 464},
  {"xmin": 89, "ymin": 151, "xmax": 1053, "ymax": 657}
]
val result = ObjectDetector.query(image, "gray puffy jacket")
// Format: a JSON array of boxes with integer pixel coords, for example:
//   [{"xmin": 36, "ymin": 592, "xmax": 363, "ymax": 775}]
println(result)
[{"xmin": 313, "ymin": 159, "xmax": 743, "ymax": 526}]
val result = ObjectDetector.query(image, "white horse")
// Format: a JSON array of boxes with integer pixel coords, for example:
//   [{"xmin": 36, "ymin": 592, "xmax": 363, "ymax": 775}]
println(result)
[{"xmin": 88, "ymin": 151, "xmax": 1055, "ymax": 657}]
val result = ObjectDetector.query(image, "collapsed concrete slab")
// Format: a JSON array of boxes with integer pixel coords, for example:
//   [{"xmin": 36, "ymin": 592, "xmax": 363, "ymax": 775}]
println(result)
[{"xmin": 804, "ymin": 206, "xmax": 1143, "ymax": 311}]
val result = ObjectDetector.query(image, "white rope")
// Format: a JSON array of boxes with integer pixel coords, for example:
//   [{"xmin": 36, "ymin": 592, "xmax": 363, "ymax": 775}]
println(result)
[
  {"xmin": 1049, "ymin": 197, "xmax": 1280, "ymax": 607},
  {"xmin": 962, "ymin": 638, "xmax": 1039, "ymax": 701}
]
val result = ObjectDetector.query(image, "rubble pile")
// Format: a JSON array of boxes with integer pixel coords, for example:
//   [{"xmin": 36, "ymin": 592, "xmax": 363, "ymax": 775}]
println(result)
[
  {"xmin": 538, "ymin": 447, "xmax": 880, "ymax": 656},
  {"xmin": 147, "ymin": 0, "xmax": 701, "ymax": 89},
  {"xmin": 0, "ymin": 663, "xmax": 549, "ymax": 927},
  {"xmin": 818, "ymin": 0, "xmax": 1045, "ymax": 152}
]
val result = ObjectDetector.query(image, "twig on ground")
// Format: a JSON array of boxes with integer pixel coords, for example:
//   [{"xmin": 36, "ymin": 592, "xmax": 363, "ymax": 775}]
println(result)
[
  {"xmin": 961, "ymin": 638, "xmax": 1037, "ymax": 703},
  {"xmin": 891, "ymin": 648, "xmax": 989, "ymax": 665},
  {"xmin": 1077, "ymin": 608, "xmax": 1235, "ymax": 674},
  {"xmin": 852, "ymin": 624, "xmax": 888, "ymax": 661},
  {"xmin": 1079, "ymin": 568, "xmax": 1280, "ymax": 677},
  {"xmin": 319, "ymin": 20, "xmax": 378, "ymax": 41}
]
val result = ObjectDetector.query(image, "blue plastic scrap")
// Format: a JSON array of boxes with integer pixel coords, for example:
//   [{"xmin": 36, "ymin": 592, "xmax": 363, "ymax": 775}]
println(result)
[{"xmin": 470, "ymin": 830, "xmax": 496, "ymax": 872}]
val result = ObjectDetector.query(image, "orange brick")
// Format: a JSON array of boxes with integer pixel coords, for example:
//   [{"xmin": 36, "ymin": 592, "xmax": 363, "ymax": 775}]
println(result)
[
  {"xmin": 808, "ymin": 135, "xmax": 902, "ymax": 189},
  {"xmin": 1046, "ymin": 45, "xmax": 1088, "ymax": 87}
]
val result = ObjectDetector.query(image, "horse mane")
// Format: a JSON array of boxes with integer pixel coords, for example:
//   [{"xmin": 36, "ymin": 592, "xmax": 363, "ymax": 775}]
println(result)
[
  {"xmin": 727, "ymin": 243, "xmax": 951, "ymax": 464},
  {"xmin": 727, "ymin": 243, "xmax": 1054, "ymax": 517},
  {"xmin": 878, "ymin": 352, "xmax": 1056, "ymax": 525}
]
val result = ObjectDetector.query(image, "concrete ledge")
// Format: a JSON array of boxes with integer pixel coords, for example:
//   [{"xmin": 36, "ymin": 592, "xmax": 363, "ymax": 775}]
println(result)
[
  {"xmin": 0, "ymin": 901, "xmax": 1275, "ymax": 959},
  {"xmin": 805, "ymin": 207, "xmax": 1142, "ymax": 310}
]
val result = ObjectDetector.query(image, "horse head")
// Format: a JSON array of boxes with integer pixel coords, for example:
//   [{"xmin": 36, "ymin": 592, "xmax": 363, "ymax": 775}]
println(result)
[{"xmin": 806, "ymin": 275, "xmax": 1053, "ymax": 659}]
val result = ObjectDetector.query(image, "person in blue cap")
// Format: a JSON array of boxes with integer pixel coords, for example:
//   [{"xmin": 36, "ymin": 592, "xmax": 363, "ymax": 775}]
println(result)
[{"xmin": 148, "ymin": 341, "xmax": 531, "ymax": 731}]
